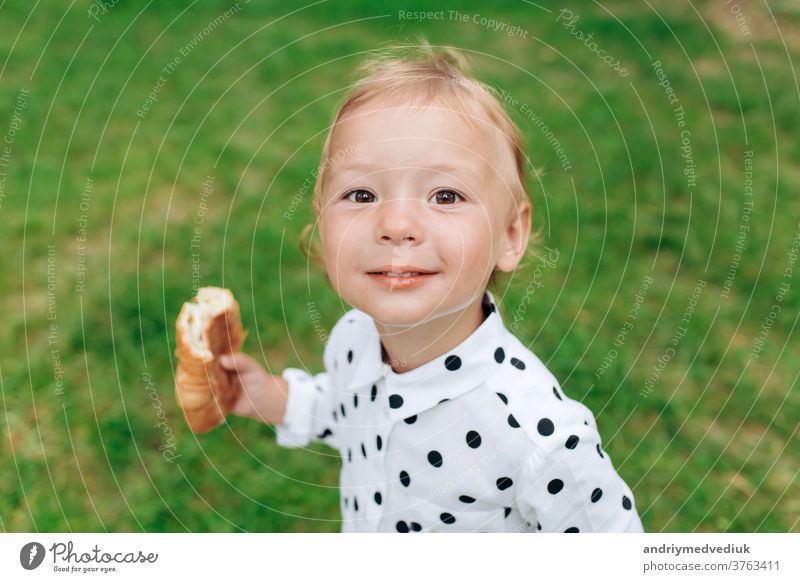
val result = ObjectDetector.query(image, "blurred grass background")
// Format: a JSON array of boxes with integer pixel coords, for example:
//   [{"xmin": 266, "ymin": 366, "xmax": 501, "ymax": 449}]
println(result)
[{"xmin": 1, "ymin": 0, "xmax": 798, "ymax": 532}]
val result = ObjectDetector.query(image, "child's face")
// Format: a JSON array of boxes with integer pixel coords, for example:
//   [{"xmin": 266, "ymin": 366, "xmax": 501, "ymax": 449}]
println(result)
[{"xmin": 316, "ymin": 101, "xmax": 530, "ymax": 327}]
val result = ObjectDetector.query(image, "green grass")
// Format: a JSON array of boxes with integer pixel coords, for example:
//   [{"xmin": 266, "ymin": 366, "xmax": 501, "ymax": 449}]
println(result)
[{"xmin": 1, "ymin": 0, "xmax": 798, "ymax": 532}]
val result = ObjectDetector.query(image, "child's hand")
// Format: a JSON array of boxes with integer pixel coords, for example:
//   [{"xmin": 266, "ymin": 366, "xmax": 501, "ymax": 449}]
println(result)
[{"xmin": 218, "ymin": 352, "xmax": 289, "ymax": 425}]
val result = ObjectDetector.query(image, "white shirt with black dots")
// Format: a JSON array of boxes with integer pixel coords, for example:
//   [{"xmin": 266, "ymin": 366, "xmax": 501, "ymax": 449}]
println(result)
[{"xmin": 276, "ymin": 290, "xmax": 645, "ymax": 533}]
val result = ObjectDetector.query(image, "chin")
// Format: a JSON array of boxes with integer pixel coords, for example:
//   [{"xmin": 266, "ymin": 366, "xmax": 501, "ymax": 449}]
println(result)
[{"xmin": 358, "ymin": 296, "xmax": 440, "ymax": 328}]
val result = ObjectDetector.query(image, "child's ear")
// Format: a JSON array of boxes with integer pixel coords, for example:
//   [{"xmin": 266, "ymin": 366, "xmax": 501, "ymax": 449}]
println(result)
[{"xmin": 495, "ymin": 200, "xmax": 532, "ymax": 273}]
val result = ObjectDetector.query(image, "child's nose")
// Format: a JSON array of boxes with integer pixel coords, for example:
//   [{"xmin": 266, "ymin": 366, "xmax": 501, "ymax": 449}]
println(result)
[{"xmin": 375, "ymin": 198, "xmax": 423, "ymax": 244}]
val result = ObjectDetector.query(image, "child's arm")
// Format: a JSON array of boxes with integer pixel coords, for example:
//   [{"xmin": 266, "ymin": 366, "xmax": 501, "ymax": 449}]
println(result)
[
  {"xmin": 512, "ymin": 386, "xmax": 645, "ymax": 533},
  {"xmin": 218, "ymin": 322, "xmax": 343, "ymax": 451}
]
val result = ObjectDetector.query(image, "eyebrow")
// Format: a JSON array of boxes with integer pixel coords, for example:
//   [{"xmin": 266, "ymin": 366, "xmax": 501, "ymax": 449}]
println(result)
[{"xmin": 331, "ymin": 162, "xmax": 483, "ymax": 185}]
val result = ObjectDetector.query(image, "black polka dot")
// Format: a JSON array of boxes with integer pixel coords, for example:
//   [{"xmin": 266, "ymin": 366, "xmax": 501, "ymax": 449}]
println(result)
[
  {"xmin": 537, "ymin": 418, "xmax": 555, "ymax": 436},
  {"xmin": 496, "ymin": 392, "xmax": 508, "ymax": 405},
  {"xmin": 389, "ymin": 394, "xmax": 404, "ymax": 409},
  {"xmin": 496, "ymin": 477, "xmax": 513, "ymax": 491},
  {"xmin": 504, "ymin": 507, "xmax": 512, "ymax": 518},
  {"xmin": 444, "ymin": 355, "xmax": 462, "ymax": 371},
  {"xmin": 410, "ymin": 522, "xmax": 422, "ymax": 532},
  {"xmin": 622, "ymin": 495, "xmax": 632, "ymax": 510},
  {"xmin": 596, "ymin": 444, "xmax": 605, "ymax": 459},
  {"xmin": 376, "ymin": 435, "xmax": 383, "ymax": 451},
  {"xmin": 507, "ymin": 414, "xmax": 520, "ymax": 428},
  {"xmin": 466, "ymin": 430, "xmax": 482, "ymax": 448},
  {"xmin": 565, "ymin": 435, "xmax": 579, "ymax": 449},
  {"xmin": 396, "ymin": 521, "xmax": 409, "ymax": 533},
  {"xmin": 510, "ymin": 357, "xmax": 526, "ymax": 370},
  {"xmin": 591, "ymin": 488, "xmax": 603, "ymax": 503},
  {"xmin": 399, "ymin": 471, "xmax": 410, "ymax": 487},
  {"xmin": 316, "ymin": 428, "xmax": 333, "ymax": 439},
  {"xmin": 565, "ymin": 526, "xmax": 579, "ymax": 533},
  {"xmin": 427, "ymin": 450, "xmax": 443, "ymax": 467},
  {"xmin": 374, "ymin": 491, "xmax": 382, "ymax": 505},
  {"xmin": 438, "ymin": 398, "xmax": 450, "ymax": 405},
  {"xmin": 353, "ymin": 393, "xmax": 358, "ymax": 408},
  {"xmin": 440, "ymin": 512, "xmax": 456, "ymax": 525},
  {"xmin": 360, "ymin": 443, "xmax": 367, "ymax": 458},
  {"xmin": 354, "ymin": 497, "xmax": 359, "ymax": 511},
  {"xmin": 547, "ymin": 479, "xmax": 564, "ymax": 494},
  {"xmin": 347, "ymin": 448, "xmax": 352, "ymax": 462},
  {"xmin": 347, "ymin": 350, "xmax": 353, "ymax": 363},
  {"xmin": 340, "ymin": 403, "xmax": 346, "ymax": 417},
  {"xmin": 404, "ymin": 415, "xmax": 417, "ymax": 424},
  {"xmin": 370, "ymin": 384, "xmax": 377, "ymax": 402},
  {"xmin": 537, "ymin": 522, "xmax": 542, "ymax": 531},
  {"xmin": 459, "ymin": 495, "xmax": 476, "ymax": 504},
  {"xmin": 344, "ymin": 497, "xmax": 348, "ymax": 508},
  {"xmin": 332, "ymin": 410, "xmax": 338, "ymax": 422},
  {"xmin": 552, "ymin": 386, "xmax": 563, "ymax": 401},
  {"xmin": 584, "ymin": 420, "xmax": 589, "ymax": 426},
  {"xmin": 494, "ymin": 347, "xmax": 505, "ymax": 363}
]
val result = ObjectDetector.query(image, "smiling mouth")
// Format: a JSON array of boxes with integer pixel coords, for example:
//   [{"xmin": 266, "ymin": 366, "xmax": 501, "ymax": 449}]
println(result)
[{"xmin": 367, "ymin": 271, "xmax": 435, "ymax": 278}]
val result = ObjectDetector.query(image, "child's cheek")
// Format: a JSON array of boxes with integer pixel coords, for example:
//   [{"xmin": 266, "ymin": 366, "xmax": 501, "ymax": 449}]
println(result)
[{"xmin": 319, "ymin": 222, "xmax": 351, "ymax": 292}]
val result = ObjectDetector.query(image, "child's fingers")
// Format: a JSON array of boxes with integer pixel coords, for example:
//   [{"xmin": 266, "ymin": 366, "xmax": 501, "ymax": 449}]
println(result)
[
  {"xmin": 219, "ymin": 352, "xmax": 252, "ymax": 372},
  {"xmin": 218, "ymin": 354, "xmax": 236, "ymax": 370}
]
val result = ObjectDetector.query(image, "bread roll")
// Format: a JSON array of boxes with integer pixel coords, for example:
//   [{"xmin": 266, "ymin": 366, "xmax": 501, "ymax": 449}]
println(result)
[{"xmin": 175, "ymin": 287, "xmax": 245, "ymax": 433}]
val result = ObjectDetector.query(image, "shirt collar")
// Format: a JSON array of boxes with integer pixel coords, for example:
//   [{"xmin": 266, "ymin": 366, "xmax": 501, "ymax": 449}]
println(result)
[{"xmin": 347, "ymin": 290, "xmax": 509, "ymax": 421}]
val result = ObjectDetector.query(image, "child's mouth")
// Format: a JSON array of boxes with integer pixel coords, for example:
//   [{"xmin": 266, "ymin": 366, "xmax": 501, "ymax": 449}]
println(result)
[
  {"xmin": 366, "ymin": 271, "xmax": 437, "ymax": 289},
  {"xmin": 370, "ymin": 271, "xmax": 426, "ymax": 278}
]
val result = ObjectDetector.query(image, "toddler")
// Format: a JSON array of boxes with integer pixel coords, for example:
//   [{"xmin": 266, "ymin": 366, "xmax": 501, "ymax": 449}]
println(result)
[{"xmin": 218, "ymin": 42, "xmax": 644, "ymax": 533}]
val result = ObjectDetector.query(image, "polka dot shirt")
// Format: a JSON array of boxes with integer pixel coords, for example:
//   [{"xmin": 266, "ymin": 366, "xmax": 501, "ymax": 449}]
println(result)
[{"xmin": 276, "ymin": 290, "xmax": 644, "ymax": 533}]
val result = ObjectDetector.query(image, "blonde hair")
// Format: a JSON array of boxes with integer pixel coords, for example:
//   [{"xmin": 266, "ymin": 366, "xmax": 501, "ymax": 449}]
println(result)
[{"xmin": 300, "ymin": 39, "xmax": 543, "ymax": 298}]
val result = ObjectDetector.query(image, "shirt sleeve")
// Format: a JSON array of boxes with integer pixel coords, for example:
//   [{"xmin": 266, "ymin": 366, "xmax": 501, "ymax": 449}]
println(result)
[
  {"xmin": 274, "ymin": 319, "xmax": 343, "ymax": 451},
  {"xmin": 514, "ymin": 399, "xmax": 645, "ymax": 533}
]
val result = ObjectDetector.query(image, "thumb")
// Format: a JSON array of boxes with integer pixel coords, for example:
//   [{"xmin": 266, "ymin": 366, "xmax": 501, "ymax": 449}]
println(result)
[{"xmin": 218, "ymin": 353, "xmax": 242, "ymax": 371}]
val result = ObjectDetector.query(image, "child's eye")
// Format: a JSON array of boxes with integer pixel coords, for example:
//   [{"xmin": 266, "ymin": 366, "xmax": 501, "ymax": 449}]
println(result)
[
  {"xmin": 430, "ymin": 190, "xmax": 464, "ymax": 205},
  {"xmin": 343, "ymin": 189, "xmax": 376, "ymax": 203}
]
